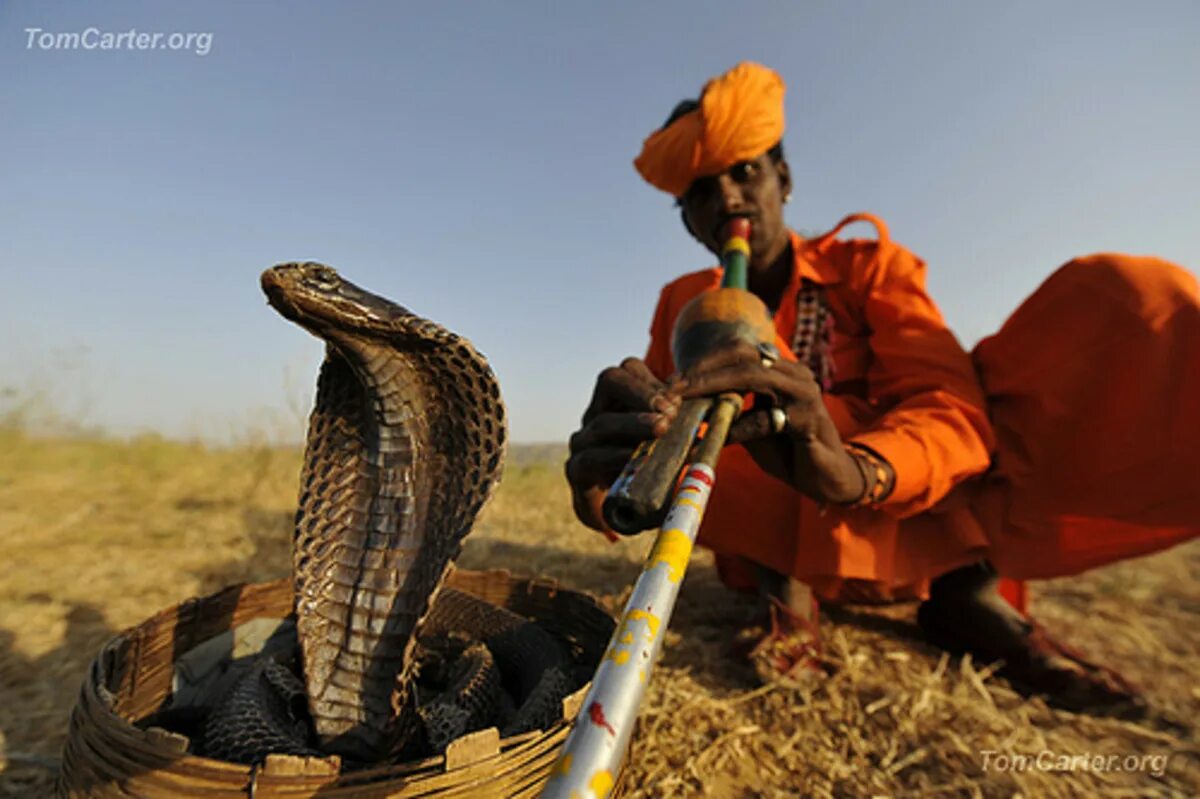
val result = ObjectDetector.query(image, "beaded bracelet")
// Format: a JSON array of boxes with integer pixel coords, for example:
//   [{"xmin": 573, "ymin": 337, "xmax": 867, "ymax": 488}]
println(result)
[{"xmin": 844, "ymin": 442, "xmax": 895, "ymax": 507}]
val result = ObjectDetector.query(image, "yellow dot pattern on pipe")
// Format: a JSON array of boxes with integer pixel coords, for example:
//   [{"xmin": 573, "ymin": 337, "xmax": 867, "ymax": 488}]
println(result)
[
  {"xmin": 627, "ymin": 609, "xmax": 661, "ymax": 638},
  {"xmin": 647, "ymin": 528, "xmax": 693, "ymax": 582},
  {"xmin": 605, "ymin": 647, "xmax": 630, "ymax": 666},
  {"xmin": 603, "ymin": 608, "xmax": 661, "ymax": 667},
  {"xmin": 589, "ymin": 769, "xmax": 615, "ymax": 798}
]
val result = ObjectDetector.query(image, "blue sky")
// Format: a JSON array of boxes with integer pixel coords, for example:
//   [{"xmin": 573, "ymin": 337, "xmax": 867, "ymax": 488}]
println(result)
[{"xmin": 2, "ymin": 1, "xmax": 1197, "ymax": 443}]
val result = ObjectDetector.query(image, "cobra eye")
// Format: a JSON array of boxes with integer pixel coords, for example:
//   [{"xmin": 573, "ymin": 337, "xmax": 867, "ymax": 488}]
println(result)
[{"xmin": 304, "ymin": 265, "xmax": 340, "ymax": 290}]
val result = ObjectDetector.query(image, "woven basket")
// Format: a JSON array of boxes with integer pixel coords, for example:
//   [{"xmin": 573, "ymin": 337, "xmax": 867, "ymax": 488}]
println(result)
[{"xmin": 57, "ymin": 569, "xmax": 616, "ymax": 798}]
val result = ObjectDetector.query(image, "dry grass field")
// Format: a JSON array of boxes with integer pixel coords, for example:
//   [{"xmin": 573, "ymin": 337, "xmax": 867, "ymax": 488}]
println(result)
[{"xmin": 1, "ymin": 424, "xmax": 1197, "ymax": 797}]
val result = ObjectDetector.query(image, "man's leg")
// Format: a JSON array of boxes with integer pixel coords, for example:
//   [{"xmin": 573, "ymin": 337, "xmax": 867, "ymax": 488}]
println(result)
[
  {"xmin": 918, "ymin": 561, "xmax": 1145, "ymax": 716},
  {"xmin": 753, "ymin": 564, "xmax": 817, "ymax": 622},
  {"xmin": 729, "ymin": 565, "xmax": 825, "ymax": 682}
]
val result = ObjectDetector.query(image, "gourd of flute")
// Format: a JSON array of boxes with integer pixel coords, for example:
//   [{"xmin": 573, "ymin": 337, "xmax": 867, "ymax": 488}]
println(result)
[
  {"xmin": 671, "ymin": 218, "xmax": 775, "ymax": 368},
  {"xmin": 602, "ymin": 218, "xmax": 775, "ymax": 534}
]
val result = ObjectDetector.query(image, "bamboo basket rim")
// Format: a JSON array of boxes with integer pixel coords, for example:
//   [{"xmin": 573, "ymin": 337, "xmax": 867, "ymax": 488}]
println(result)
[{"xmin": 57, "ymin": 568, "xmax": 616, "ymax": 798}]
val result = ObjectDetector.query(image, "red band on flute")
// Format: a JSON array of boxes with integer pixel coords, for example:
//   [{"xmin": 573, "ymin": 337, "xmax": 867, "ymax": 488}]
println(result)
[{"xmin": 727, "ymin": 217, "xmax": 751, "ymax": 240}]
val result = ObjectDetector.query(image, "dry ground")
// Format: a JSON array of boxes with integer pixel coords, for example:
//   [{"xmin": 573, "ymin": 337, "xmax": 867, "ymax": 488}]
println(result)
[{"xmin": 1, "ymin": 427, "xmax": 1197, "ymax": 797}]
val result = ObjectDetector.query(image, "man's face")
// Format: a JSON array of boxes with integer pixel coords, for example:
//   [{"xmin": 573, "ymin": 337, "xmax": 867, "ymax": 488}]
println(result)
[{"xmin": 679, "ymin": 152, "xmax": 792, "ymax": 269}]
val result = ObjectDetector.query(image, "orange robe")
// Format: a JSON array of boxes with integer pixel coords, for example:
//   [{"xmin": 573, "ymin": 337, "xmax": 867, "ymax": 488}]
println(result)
[
  {"xmin": 643, "ymin": 213, "xmax": 1200, "ymax": 605},
  {"xmin": 972, "ymin": 253, "xmax": 1200, "ymax": 579}
]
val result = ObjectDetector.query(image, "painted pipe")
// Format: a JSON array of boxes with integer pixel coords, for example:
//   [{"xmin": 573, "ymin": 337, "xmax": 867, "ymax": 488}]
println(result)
[
  {"xmin": 601, "ymin": 218, "xmax": 772, "ymax": 534},
  {"xmin": 540, "ymin": 397, "xmax": 736, "ymax": 798},
  {"xmin": 546, "ymin": 219, "xmax": 772, "ymax": 797}
]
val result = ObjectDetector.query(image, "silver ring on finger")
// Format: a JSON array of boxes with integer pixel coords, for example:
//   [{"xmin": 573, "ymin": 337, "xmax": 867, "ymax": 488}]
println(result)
[
  {"xmin": 769, "ymin": 406, "xmax": 788, "ymax": 435},
  {"xmin": 757, "ymin": 341, "xmax": 780, "ymax": 369}
]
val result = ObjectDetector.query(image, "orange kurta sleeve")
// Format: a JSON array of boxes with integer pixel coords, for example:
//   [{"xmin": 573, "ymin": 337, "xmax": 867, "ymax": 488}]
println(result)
[{"xmin": 841, "ymin": 242, "xmax": 995, "ymax": 517}]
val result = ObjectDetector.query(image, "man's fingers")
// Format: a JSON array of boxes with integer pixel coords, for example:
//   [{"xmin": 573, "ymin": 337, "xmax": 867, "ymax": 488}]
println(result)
[
  {"xmin": 673, "ymin": 353, "xmax": 819, "ymax": 404},
  {"xmin": 674, "ymin": 361, "xmax": 787, "ymax": 401},
  {"xmin": 619, "ymin": 356, "xmax": 665, "ymax": 389},
  {"xmin": 672, "ymin": 343, "xmax": 761, "ymax": 379},
  {"xmin": 583, "ymin": 360, "xmax": 673, "ymax": 422},
  {"xmin": 565, "ymin": 446, "xmax": 637, "ymax": 489},
  {"xmin": 569, "ymin": 411, "xmax": 671, "ymax": 452}
]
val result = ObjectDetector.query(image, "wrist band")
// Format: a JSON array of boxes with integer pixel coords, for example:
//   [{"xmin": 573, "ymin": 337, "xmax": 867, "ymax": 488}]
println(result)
[{"xmin": 844, "ymin": 442, "xmax": 895, "ymax": 507}]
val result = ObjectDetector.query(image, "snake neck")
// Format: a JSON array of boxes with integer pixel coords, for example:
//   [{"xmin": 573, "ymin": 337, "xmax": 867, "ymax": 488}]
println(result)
[{"xmin": 293, "ymin": 339, "xmax": 437, "ymax": 760}]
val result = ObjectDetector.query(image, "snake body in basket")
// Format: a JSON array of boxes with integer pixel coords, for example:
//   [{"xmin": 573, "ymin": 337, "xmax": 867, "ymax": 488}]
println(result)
[{"xmin": 200, "ymin": 263, "xmax": 574, "ymax": 765}]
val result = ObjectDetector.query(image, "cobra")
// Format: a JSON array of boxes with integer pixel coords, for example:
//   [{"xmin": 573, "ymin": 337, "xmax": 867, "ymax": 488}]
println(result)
[{"xmin": 195, "ymin": 263, "xmax": 577, "ymax": 765}]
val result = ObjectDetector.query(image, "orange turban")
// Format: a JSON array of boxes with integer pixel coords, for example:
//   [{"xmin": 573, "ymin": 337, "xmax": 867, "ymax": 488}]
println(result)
[{"xmin": 634, "ymin": 62, "xmax": 786, "ymax": 197}]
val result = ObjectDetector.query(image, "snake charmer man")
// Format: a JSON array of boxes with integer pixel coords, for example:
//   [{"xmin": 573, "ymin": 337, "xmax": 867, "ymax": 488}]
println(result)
[{"xmin": 564, "ymin": 61, "xmax": 1200, "ymax": 714}]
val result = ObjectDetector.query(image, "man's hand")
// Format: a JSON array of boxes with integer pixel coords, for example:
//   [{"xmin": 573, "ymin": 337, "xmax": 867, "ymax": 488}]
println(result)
[
  {"xmin": 565, "ymin": 357, "xmax": 680, "ymax": 530},
  {"xmin": 670, "ymin": 344, "xmax": 864, "ymax": 504}
]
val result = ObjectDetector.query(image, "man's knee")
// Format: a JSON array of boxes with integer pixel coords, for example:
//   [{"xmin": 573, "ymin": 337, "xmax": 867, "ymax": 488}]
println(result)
[{"xmin": 1052, "ymin": 253, "xmax": 1198, "ymax": 316}]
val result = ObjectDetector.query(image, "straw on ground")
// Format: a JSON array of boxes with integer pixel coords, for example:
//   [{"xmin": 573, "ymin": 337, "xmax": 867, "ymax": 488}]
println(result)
[{"xmin": 1, "ymin": 427, "xmax": 1196, "ymax": 797}]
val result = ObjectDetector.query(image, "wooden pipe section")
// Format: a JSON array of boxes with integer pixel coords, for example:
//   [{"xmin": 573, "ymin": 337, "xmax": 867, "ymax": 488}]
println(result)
[{"xmin": 601, "ymin": 218, "xmax": 776, "ymax": 534}]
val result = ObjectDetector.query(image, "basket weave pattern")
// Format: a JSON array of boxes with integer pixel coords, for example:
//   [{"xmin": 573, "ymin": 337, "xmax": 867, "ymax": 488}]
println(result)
[{"xmin": 57, "ymin": 569, "xmax": 615, "ymax": 798}]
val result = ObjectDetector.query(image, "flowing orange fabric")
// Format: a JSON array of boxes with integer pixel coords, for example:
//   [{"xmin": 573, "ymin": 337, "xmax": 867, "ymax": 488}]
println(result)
[
  {"xmin": 971, "ymin": 254, "xmax": 1200, "ymax": 578},
  {"xmin": 634, "ymin": 62, "xmax": 786, "ymax": 197},
  {"xmin": 644, "ymin": 215, "xmax": 1200, "ymax": 606}
]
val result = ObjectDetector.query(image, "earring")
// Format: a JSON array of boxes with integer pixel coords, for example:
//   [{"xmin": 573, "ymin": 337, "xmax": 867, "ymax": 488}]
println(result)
[{"xmin": 783, "ymin": 193, "xmax": 792, "ymax": 204}]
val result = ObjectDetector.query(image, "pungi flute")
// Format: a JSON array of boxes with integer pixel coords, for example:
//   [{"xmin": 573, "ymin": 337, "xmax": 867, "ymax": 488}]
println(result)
[{"xmin": 541, "ymin": 219, "xmax": 777, "ymax": 799}]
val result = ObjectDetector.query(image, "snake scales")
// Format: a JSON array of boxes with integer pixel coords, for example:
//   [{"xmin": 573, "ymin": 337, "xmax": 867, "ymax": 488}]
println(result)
[{"xmin": 187, "ymin": 263, "xmax": 578, "ymax": 765}]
